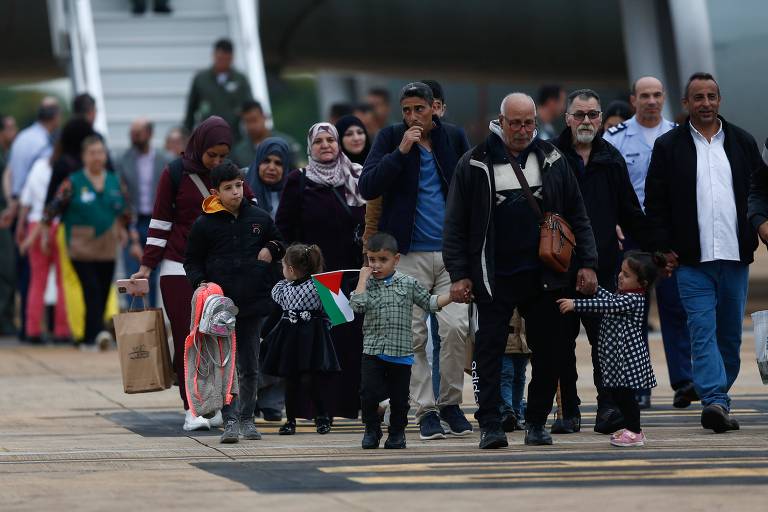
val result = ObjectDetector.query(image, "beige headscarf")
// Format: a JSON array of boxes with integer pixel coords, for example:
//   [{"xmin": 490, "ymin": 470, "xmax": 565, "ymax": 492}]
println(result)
[{"xmin": 305, "ymin": 122, "xmax": 365, "ymax": 207}]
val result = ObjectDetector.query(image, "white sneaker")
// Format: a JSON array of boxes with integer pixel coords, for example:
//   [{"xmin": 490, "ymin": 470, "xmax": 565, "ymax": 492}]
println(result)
[
  {"xmin": 95, "ymin": 331, "xmax": 114, "ymax": 351},
  {"xmin": 207, "ymin": 410, "xmax": 223, "ymax": 428},
  {"xmin": 183, "ymin": 410, "xmax": 211, "ymax": 431}
]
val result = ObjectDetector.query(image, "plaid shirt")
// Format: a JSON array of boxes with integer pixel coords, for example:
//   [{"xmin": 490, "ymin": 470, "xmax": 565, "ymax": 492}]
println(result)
[{"xmin": 350, "ymin": 271, "xmax": 440, "ymax": 357}]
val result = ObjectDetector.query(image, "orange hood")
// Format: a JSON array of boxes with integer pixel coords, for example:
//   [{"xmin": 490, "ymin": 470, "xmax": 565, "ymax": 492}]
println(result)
[{"xmin": 202, "ymin": 195, "xmax": 228, "ymax": 214}]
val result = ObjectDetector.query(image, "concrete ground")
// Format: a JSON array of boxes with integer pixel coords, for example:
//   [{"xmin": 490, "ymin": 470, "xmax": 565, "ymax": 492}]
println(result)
[{"xmin": 0, "ymin": 334, "xmax": 766, "ymax": 512}]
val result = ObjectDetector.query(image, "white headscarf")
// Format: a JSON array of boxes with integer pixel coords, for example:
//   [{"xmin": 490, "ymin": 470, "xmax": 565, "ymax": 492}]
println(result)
[{"xmin": 305, "ymin": 122, "xmax": 365, "ymax": 207}]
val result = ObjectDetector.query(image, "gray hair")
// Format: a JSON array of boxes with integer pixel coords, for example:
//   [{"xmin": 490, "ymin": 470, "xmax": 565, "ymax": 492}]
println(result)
[
  {"xmin": 566, "ymin": 89, "xmax": 601, "ymax": 112},
  {"xmin": 499, "ymin": 93, "xmax": 537, "ymax": 117}
]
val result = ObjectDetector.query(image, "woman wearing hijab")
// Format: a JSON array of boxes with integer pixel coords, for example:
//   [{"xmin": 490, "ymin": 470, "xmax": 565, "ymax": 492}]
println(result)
[
  {"xmin": 130, "ymin": 116, "xmax": 238, "ymax": 432},
  {"xmin": 276, "ymin": 122, "xmax": 366, "ymax": 424},
  {"xmin": 335, "ymin": 115, "xmax": 371, "ymax": 165},
  {"xmin": 246, "ymin": 137, "xmax": 292, "ymax": 219}
]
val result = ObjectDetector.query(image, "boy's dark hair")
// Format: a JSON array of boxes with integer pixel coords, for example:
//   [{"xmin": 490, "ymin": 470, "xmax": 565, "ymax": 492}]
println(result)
[
  {"xmin": 73, "ymin": 93, "xmax": 96, "ymax": 116},
  {"xmin": 214, "ymin": 38, "xmax": 234, "ymax": 53},
  {"xmin": 683, "ymin": 71, "xmax": 720, "ymax": 99},
  {"xmin": 284, "ymin": 244, "xmax": 324, "ymax": 276},
  {"xmin": 366, "ymin": 232, "xmax": 398, "ymax": 254},
  {"xmin": 603, "ymin": 100, "xmax": 632, "ymax": 121},
  {"xmin": 241, "ymin": 100, "xmax": 264, "ymax": 114},
  {"xmin": 623, "ymin": 250, "xmax": 668, "ymax": 288},
  {"xmin": 211, "ymin": 162, "xmax": 243, "ymax": 188},
  {"xmin": 421, "ymin": 79, "xmax": 445, "ymax": 102}
]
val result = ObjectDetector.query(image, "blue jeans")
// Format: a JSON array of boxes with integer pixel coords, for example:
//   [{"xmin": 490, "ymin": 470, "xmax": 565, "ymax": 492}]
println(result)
[
  {"xmin": 656, "ymin": 271, "xmax": 693, "ymax": 388},
  {"xmin": 430, "ymin": 313, "xmax": 441, "ymax": 399},
  {"xmin": 676, "ymin": 261, "xmax": 748, "ymax": 410},
  {"xmin": 500, "ymin": 353, "xmax": 529, "ymax": 417}
]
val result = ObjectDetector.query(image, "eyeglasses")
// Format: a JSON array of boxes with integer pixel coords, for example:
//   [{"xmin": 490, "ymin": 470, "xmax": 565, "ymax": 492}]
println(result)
[
  {"xmin": 568, "ymin": 110, "xmax": 602, "ymax": 121},
  {"xmin": 501, "ymin": 116, "xmax": 536, "ymax": 131}
]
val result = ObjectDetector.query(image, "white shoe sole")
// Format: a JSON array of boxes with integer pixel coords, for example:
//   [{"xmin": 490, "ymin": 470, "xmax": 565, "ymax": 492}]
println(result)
[
  {"xmin": 419, "ymin": 431, "xmax": 447, "ymax": 440},
  {"xmin": 183, "ymin": 417, "xmax": 211, "ymax": 432},
  {"xmin": 440, "ymin": 420, "xmax": 473, "ymax": 436},
  {"xmin": 610, "ymin": 439, "xmax": 645, "ymax": 447}
]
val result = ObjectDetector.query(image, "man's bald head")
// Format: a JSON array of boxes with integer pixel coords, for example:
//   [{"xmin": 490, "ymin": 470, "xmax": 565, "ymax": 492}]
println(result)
[
  {"xmin": 498, "ymin": 92, "xmax": 537, "ymax": 154},
  {"xmin": 500, "ymin": 93, "xmax": 537, "ymax": 117},
  {"xmin": 630, "ymin": 76, "xmax": 665, "ymax": 127},
  {"xmin": 631, "ymin": 76, "xmax": 664, "ymax": 96}
]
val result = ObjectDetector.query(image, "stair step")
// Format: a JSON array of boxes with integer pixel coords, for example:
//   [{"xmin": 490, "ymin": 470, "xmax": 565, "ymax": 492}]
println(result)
[
  {"xmin": 103, "ymin": 87, "xmax": 187, "ymax": 97},
  {"xmin": 90, "ymin": 0, "xmax": 216, "ymax": 13},
  {"xmin": 101, "ymin": 69, "xmax": 197, "ymax": 90},
  {"xmin": 98, "ymin": 45, "xmax": 211, "ymax": 68},
  {"xmin": 96, "ymin": 36, "xmax": 216, "ymax": 47},
  {"xmin": 93, "ymin": 11, "xmax": 228, "ymax": 22}
]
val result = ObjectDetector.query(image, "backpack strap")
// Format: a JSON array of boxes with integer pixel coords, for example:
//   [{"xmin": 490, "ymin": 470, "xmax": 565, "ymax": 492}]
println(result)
[{"xmin": 169, "ymin": 158, "xmax": 210, "ymax": 208}]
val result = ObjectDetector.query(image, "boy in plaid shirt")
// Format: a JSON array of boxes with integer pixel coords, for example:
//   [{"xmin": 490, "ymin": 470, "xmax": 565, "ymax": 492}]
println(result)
[{"xmin": 351, "ymin": 232, "xmax": 452, "ymax": 449}]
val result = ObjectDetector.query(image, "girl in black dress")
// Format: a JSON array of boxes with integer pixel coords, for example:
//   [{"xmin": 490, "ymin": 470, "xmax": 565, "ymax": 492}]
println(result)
[{"xmin": 261, "ymin": 244, "xmax": 340, "ymax": 435}]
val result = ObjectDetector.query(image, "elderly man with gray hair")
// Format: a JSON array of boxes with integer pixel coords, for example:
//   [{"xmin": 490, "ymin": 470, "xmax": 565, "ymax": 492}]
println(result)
[{"xmin": 443, "ymin": 92, "xmax": 598, "ymax": 449}]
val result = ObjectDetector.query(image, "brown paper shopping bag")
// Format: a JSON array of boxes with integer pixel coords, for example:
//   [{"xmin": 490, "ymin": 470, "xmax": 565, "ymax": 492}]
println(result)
[{"xmin": 114, "ymin": 306, "xmax": 173, "ymax": 394}]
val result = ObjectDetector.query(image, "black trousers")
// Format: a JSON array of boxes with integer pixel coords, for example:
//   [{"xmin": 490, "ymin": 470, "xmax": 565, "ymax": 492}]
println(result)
[
  {"xmin": 560, "ymin": 267, "xmax": 619, "ymax": 415},
  {"xmin": 360, "ymin": 354, "xmax": 411, "ymax": 432},
  {"xmin": 222, "ymin": 315, "xmax": 265, "ymax": 422},
  {"xmin": 611, "ymin": 387, "xmax": 641, "ymax": 433},
  {"xmin": 285, "ymin": 373, "xmax": 329, "ymax": 421},
  {"xmin": 474, "ymin": 271, "xmax": 571, "ymax": 429},
  {"xmin": 72, "ymin": 260, "xmax": 115, "ymax": 345}
]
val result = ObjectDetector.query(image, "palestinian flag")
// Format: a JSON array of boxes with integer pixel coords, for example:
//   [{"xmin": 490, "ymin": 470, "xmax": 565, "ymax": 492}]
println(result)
[{"xmin": 311, "ymin": 270, "xmax": 357, "ymax": 326}]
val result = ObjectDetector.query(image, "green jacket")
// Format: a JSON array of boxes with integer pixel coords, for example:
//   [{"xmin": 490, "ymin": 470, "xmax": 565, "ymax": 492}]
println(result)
[{"xmin": 184, "ymin": 67, "xmax": 253, "ymax": 138}]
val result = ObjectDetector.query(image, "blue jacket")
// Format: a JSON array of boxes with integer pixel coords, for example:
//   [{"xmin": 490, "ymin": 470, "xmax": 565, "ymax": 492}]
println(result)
[{"xmin": 359, "ymin": 116, "xmax": 470, "ymax": 254}]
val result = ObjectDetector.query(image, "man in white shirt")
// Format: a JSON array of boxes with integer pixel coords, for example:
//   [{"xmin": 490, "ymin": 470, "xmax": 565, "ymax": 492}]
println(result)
[{"xmin": 644, "ymin": 73, "xmax": 761, "ymax": 433}]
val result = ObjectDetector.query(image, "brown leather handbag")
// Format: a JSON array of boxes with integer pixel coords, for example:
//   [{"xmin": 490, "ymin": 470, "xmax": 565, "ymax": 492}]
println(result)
[{"xmin": 508, "ymin": 156, "xmax": 576, "ymax": 273}]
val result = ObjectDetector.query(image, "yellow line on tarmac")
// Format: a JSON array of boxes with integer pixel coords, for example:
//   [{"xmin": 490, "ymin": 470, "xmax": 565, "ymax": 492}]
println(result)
[
  {"xmin": 347, "ymin": 466, "xmax": 768, "ymax": 485},
  {"xmin": 320, "ymin": 457, "xmax": 768, "ymax": 474}
]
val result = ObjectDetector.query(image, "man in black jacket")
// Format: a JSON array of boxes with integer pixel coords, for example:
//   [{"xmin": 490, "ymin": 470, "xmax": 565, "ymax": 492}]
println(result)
[
  {"xmin": 645, "ymin": 73, "xmax": 761, "ymax": 433},
  {"xmin": 553, "ymin": 89, "xmax": 652, "ymax": 435},
  {"xmin": 185, "ymin": 162, "xmax": 285, "ymax": 443},
  {"xmin": 443, "ymin": 93, "xmax": 598, "ymax": 448},
  {"xmin": 360, "ymin": 83, "xmax": 472, "ymax": 441}
]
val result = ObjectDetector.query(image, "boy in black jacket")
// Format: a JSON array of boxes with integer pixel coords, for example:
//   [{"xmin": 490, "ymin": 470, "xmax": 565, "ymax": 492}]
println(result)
[{"xmin": 185, "ymin": 162, "xmax": 285, "ymax": 443}]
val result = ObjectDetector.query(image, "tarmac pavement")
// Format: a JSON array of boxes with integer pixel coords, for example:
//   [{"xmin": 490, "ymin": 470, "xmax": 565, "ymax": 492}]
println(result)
[{"xmin": 0, "ymin": 334, "xmax": 766, "ymax": 511}]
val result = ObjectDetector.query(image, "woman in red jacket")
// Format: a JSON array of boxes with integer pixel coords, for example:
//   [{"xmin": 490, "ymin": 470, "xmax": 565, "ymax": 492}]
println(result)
[{"xmin": 131, "ymin": 116, "xmax": 232, "ymax": 431}]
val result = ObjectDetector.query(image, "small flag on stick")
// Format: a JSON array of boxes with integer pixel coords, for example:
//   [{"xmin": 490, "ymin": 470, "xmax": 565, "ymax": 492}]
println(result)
[{"xmin": 311, "ymin": 270, "xmax": 358, "ymax": 326}]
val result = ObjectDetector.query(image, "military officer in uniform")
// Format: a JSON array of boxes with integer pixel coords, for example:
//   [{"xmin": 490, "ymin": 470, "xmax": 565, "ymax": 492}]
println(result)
[{"xmin": 604, "ymin": 76, "xmax": 697, "ymax": 411}]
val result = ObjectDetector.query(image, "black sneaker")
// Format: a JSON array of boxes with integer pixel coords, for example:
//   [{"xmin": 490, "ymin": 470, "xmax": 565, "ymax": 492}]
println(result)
[
  {"xmin": 278, "ymin": 420, "xmax": 296, "ymax": 435},
  {"xmin": 220, "ymin": 419, "xmax": 240, "ymax": 444},
  {"xmin": 551, "ymin": 416, "xmax": 581, "ymax": 434},
  {"xmin": 384, "ymin": 430, "xmax": 406, "ymax": 449},
  {"xmin": 672, "ymin": 382, "xmax": 699, "ymax": 409},
  {"xmin": 594, "ymin": 408, "xmax": 625, "ymax": 434},
  {"xmin": 726, "ymin": 416, "xmax": 740, "ymax": 431},
  {"xmin": 240, "ymin": 420, "xmax": 262, "ymax": 440},
  {"xmin": 315, "ymin": 416, "xmax": 332, "ymax": 435},
  {"xmin": 701, "ymin": 404, "xmax": 731, "ymax": 433},
  {"xmin": 501, "ymin": 411, "xmax": 518, "ymax": 433},
  {"xmin": 418, "ymin": 411, "xmax": 446, "ymax": 440},
  {"xmin": 439, "ymin": 405, "xmax": 473, "ymax": 436},
  {"xmin": 362, "ymin": 425, "xmax": 383, "ymax": 449},
  {"xmin": 479, "ymin": 426, "xmax": 508, "ymax": 449},
  {"xmin": 525, "ymin": 424, "xmax": 553, "ymax": 445}
]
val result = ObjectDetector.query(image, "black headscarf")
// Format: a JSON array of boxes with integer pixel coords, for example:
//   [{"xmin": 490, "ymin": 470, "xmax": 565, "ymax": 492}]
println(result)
[
  {"xmin": 334, "ymin": 115, "xmax": 370, "ymax": 165},
  {"xmin": 245, "ymin": 137, "xmax": 292, "ymax": 217}
]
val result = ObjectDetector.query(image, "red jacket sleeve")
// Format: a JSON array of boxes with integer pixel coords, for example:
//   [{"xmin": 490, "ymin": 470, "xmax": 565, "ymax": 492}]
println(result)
[{"xmin": 141, "ymin": 166, "xmax": 174, "ymax": 269}]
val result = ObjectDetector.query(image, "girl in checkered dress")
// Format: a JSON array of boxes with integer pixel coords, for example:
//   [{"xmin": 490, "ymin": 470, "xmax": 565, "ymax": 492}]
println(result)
[
  {"xmin": 557, "ymin": 251, "xmax": 666, "ymax": 447},
  {"xmin": 260, "ymin": 244, "xmax": 340, "ymax": 436}
]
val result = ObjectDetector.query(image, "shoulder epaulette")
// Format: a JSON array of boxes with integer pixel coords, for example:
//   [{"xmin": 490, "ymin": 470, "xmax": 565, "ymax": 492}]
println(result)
[{"xmin": 606, "ymin": 122, "xmax": 628, "ymax": 136}]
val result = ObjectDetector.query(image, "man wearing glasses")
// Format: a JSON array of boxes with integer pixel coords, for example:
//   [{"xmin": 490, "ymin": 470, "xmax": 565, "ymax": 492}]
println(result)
[
  {"xmin": 604, "ymin": 77, "xmax": 694, "ymax": 413},
  {"xmin": 443, "ymin": 93, "xmax": 598, "ymax": 448},
  {"xmin": 553, "ymin": 89, "xmax": 651, "ymax": 436}
]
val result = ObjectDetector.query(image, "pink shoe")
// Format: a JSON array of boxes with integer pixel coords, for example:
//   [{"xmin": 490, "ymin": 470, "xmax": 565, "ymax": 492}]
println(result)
[{"xmin": 610, "ymin": 429, "xmax": 646, "ymax": 447}]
